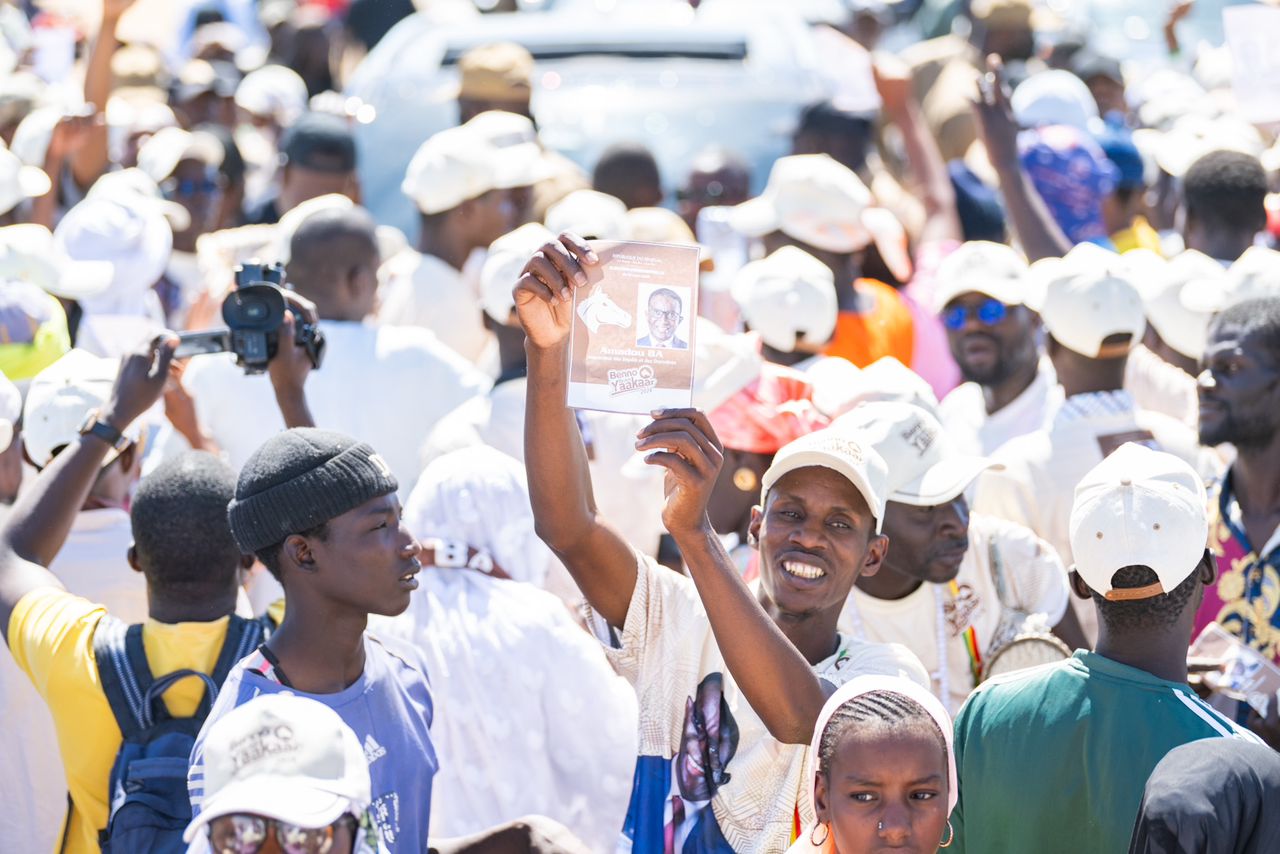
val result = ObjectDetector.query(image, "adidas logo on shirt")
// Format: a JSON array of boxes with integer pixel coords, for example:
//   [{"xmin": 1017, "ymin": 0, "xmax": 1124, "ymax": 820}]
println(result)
[{"xmin": 364, "ymin": 733, "xmax": 387, "ymax": 764}]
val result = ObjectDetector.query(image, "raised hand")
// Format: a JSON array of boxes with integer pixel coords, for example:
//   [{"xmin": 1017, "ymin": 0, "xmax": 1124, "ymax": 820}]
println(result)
[
  {"xmin": 635, "ymin": 409, "xmax": 725, "ymax": 537},
  {"xmin": 513, "ymin": 233, "xmax": 599, "ymax": 350},
  {"xmin": 102, "ymin": 334, "xmax": 178, "ymax": 432},
  {"xmin": 972, "ymin": 54, "xmax": 1020, "ymax": 171}
]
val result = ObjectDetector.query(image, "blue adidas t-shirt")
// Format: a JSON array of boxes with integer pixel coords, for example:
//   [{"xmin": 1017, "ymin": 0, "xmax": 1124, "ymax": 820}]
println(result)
[{"xmin": 187, "ymin": 634, "xmax": 437, "ymax": 852}]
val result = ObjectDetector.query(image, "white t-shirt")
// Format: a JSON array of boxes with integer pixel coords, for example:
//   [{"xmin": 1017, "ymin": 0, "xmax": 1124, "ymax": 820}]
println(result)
[
  {"xmin": 938, "ymin": 358, "xmax": 1063, "ymax": 457},
  {"xmin": 1124, "ymin": 344, "xmax": 1198, "ymax": 428},
  {"xmin": 839, "ymin": 514, "xmax": 1069, "ymax": 713},
  {"xmin": 0, "ymin": 508, "xmax": 145, "ymax": 854},
  {"xmin": 374, "ymin": 569, "xmax": 637, "ymax": 851},
  {"xmin": 422, "ymin": 377, "xmax": 667, "ymax": 557},
  {"xmin": 182, "ymin": 320, "xmax": 490, "ymax": 498},
  {"xmin": 592, "ymin": 551, "xmax": 928, "ymax": 854},
  {"xmin": 377, "ymin": 250, "xmax": 495, "ymax": 370}
]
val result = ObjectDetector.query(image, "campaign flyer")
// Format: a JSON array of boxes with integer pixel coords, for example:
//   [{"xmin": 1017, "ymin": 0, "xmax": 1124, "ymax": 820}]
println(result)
[{"xmin": 566, "ymin": 240, "xmax": 701, "ymax": 414}]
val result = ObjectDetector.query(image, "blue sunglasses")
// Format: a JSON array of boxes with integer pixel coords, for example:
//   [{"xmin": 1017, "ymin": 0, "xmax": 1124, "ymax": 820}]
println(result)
[{"xmin": 942, "ymin": 299, "xmax": 1009, "ymax": 331}]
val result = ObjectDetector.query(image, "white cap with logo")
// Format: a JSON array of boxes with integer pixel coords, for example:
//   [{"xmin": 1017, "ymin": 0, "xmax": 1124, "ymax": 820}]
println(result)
[
  {"xmin": 932, "ymin": 240, "xmax": 1029, "ymax": 312},
  {"xmin": 730, "ymin": 154, "xmax": 879, "ymax": 254},
  {"xmin": 402, "ymin": 125, "xmax": 501, "ymax": 215},
  {"xmin": 462, "ymin": 110, "xmax": 553, "ymax": 190},
  {"xmin": 182, "ymin": 694, "xmax": 371, "ymax": 843},
  {"xmin": 761, "ymin": 429, "xmax": 889, "ymax": 532},
  {"xmin": 1068, "ymin": 443, "xmax": 1209, "ymax": 601},
  {"xmin": 22, "ymin": 349, "xmax": 142, "ymax": 469},
  {"xmin": 1039, "ymin": 267, "xmax": 1146, "ymax": 359},
  {"xmin": 731, "ymin": 246, "xmax": 837, "ymax": 353},
  {"xmin": 833, "ymin": 401, "xmax": 1001, "ymax": 506}
]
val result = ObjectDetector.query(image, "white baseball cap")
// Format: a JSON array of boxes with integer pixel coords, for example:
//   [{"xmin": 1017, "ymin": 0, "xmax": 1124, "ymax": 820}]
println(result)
[
  {"xmin": 462, "ymin": 110, "xmax": 553, "ymax": 190},
  {"xmin": 691, "ymin": 319, "xmax": 763, "ymax": 412},
  {"xmin": 234, "ymin": 64, "xmax": 309, "ymax": 126},
  {"xmin": 1182, "ymin": 246, "xmax": 1280, "ymax": 314},
  {"xmin": 0, "ymin": 371, "xmax": 19, "ymax": 452},
  {"xmin": 932, "ymin": 240, "xmax": 1029, "ymax": 312},
  {"xmin": 1151, "ymin": 114, "xmax": 1264, "ymax": 179},
  {"xmin": 730, "ymin": 154, "xmax": 879, "ymax": 254},
  {"xmin": 1011, "ymin": 69, "xmax": 1100, "ymax": 132},
  {"xmin": 402, "ymin": 125, "xmax": 501, "ymax": 215},
  {"xmin": 1024, "ymin": 241, "xmax": 1123, "ymax": 311},
  {"xmin": 182, "ymin": 694, "xmax": 371, "ymax": 844},
  {"xmin": 1069, "ymin": 443, "xmax": 1209, "ymax": 600},
  {"xmin": 1138, "ymin": 249, "xmax": 1220, "ymax": 360},
  {"xmin": 136, "ymin": 127, "xmax": 224, "ymax": 185},
  {"xmin": 818, "ymin": 355, "xmax": 939, "ymax": 419},
  {"xmin": 53, "ymin": 197, "xmax": 173, "ymax": 316},
  {"xmin": 87, "ymin": 169, "xmax": 192, "ymax": 233},
  {"xmin": 22, "ymin": 349, "xmax": 141, "ymax": 469},
  {"xmin": 1040, "ymin": 267, "xmax": 1146, "ymax": 358},
  {"xmin": 762, "ymin": 429, "xmax": 889, "ymax": 532},
  {"xmin": 833, "ymin": 401, "xmax": 1001, "ymax": 506},
  {"xmin": 0, "ymin": 145, "xmax": 50, "ymax": 216},
  {"xmin": 0, "ymin": 224, "xmax": 114, "ymax": 301},
  {"xmin": 544, "ymin": 189, "xmax": 629, "ymax": 240},
  {"xmin": 731, "ymin": 246, "xmax": 837, "ymax": 353},
  {"xmin": 481, "ymin": 221, "xmax": 554, "ymax": 323}
]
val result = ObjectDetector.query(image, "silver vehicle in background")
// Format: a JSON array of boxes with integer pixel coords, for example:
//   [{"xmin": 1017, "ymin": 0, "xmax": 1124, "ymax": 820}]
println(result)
[{"xmin": 346, "ymin": 1, "xmax": 833, "ymax": 236}]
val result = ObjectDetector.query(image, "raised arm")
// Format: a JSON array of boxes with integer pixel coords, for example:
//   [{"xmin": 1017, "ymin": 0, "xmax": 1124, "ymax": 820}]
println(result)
[
  {"xmin": 516, "ymin": 234, "xmax": 638, "ymax": 626},
  {"xmin": 72, "ymin": 0, "xmax": 137, "ymax": 190},
  {"xmin": 635, "ymin": 411, "xmax": 830, "ymax": 744},
  {"xmin": 972, "ymin": 55, "xmax": 1071, "ymax": 261},
  {"xmin": 0, "ymin": 336, "xmax": 175, "ymax": 638}
]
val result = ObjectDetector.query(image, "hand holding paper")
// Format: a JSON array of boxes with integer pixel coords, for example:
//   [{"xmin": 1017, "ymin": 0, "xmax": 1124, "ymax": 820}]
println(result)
[{"xmin": 513, "ymin": 233, "xmax": 600, "ymax": 351}]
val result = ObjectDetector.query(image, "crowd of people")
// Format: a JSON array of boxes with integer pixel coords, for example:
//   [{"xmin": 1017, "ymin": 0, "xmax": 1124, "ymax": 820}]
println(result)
[{"xmin": 1, "ymin": 0, "xmax": 1280, "ymax": 852}]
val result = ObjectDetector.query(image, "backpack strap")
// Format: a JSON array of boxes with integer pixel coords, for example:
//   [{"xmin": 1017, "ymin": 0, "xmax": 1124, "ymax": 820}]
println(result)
[
  {"xmin": 93, "ymin": 616, "xmax": 150, "ymax": 741},
  {"xmin": 209, "ymin": 615, "xmax": 270, "ymax": 691}
]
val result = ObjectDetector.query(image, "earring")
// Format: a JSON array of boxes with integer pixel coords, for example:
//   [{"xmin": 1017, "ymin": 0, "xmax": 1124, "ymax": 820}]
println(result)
[
  {"xmin": 809, "ymin": 823, "xmax": 829, "ymax": 846},
  {"xmin": 939, "ymin": 819, "xmax": 955, "ymax": 849}
]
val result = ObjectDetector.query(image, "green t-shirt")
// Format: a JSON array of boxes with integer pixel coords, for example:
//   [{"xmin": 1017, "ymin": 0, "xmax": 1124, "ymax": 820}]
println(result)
[{"xmin": 951, "ymin": 651, "xmax": 1260, "ymax": 854}]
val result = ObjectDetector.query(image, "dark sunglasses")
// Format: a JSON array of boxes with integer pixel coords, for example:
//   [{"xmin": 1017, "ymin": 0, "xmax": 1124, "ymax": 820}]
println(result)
[
  {"xmin": 942, "ymin": 298, "xmax": 1009, "ymax": 331},
  {"xmin": 163, "ymin": 177, "xmax": 220, "ymax": 198}
]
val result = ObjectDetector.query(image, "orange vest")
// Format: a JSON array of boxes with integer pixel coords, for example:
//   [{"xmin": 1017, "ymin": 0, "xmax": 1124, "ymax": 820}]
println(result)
[{"xmin": 822, "ymin": 278, "xmax": 915, "ymax": 368}]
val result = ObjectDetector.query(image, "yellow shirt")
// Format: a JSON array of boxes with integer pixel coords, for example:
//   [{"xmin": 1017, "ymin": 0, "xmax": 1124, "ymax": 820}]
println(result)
[
  {"xmin": 8, "ymin": 588, "xmax": 232, "ymax": 854},
  {"xmin": 1112, "ymin": 216, "xmax": 1164, "ymax": 256}
]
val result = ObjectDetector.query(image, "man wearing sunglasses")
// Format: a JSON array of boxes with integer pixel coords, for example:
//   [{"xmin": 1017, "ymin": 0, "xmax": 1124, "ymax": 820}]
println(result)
[{"xmin": 935, "ymin": 240, "xmax": 1060, "ymax": 457}]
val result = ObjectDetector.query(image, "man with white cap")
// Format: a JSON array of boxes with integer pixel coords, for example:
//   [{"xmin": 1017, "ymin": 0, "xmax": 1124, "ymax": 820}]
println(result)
[
  {"xmin": 730, "ymin": 153, "xmax": 916, "ymax": 369},
  {"xmin": 422, "ymin": 222, "xmax": 665, "ymax": 565},
  {"xmin": 1138, "ymin": 248, "xmax": 1221, "ymax": 378},
  {"xmin": 378, "ymin": 123, "xmax": 517, "ymax": 367},
  {"xmin": 184, "ymin": 694, "xmax": 387, "ymax": 853},
  {"xmin": 182, "ymin": 203, "xmax": 490, "ymax": 500},
  {"xmin": 731, "ymin": 245, "xmax": 838, "ymax": 369},
  {"xmin": 516, "ymin": 233, "xmax": 927, "ymax": 854},
  {"xmin": 933, "ymin": 240, "xmax": 1060, "ymax": 456},
  {"xmin": 462, "ymin": 110, "xmax": 553, "ymax": 228},
  {"xmin": 973, "ymin": 266, "xmax": 1206, "ymax": 642},
  {"xmin": 833, "ymin": 401, "xmax": 1071, "ymax": 711},
  {"xmin": 1192, "ymin": 296, "xmax": 1280, "ymax": 746},
  {"xmin": 950, "ymin": 444, "xmax": 1260, "ymax": 854}
]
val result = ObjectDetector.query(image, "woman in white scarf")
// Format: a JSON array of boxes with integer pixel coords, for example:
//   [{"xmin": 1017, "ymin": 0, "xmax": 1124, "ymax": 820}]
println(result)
[{"xmin": 379, "ymin": 447, "xmax": 638, "ymax": 851}]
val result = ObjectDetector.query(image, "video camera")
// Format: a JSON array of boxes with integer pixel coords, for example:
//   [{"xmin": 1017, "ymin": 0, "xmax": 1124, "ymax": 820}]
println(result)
[{"xmin": 175, "ymin": 262, "xmax": 325, "ymax": 374}]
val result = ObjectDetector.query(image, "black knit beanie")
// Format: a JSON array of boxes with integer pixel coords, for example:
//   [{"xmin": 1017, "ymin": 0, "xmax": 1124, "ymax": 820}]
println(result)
[{"xmin": 228, "ymin": 428, "xmax": 399, "ymax": 553}]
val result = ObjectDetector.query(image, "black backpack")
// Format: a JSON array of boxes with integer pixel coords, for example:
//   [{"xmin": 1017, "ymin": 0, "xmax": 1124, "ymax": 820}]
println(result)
[{"xmin": 89, "ymin": 613, "xmax": 272, "ymax": 853}]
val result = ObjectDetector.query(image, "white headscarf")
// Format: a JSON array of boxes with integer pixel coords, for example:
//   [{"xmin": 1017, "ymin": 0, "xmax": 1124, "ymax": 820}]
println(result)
[{"xmin": 402, "ymin": 446, "xmax": 553, "ymax": 587}]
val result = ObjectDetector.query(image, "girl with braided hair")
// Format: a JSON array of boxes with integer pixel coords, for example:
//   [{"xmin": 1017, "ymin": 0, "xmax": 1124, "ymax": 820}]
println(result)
[{"xmin": 790, "ymin": 675, "xmax": 957, "ymax": 854}]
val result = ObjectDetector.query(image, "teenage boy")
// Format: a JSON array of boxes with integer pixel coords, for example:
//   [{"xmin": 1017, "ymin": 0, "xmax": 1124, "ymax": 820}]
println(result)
[{"xmin": 516, "ymin": 233, "xmax": 928, "ymax": 853}]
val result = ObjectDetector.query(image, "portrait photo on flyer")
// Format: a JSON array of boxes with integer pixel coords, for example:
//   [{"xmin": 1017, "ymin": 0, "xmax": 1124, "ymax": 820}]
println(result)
[{"xmin": 566, "ymin": 240, "xmax": 701, "ymax": 414}]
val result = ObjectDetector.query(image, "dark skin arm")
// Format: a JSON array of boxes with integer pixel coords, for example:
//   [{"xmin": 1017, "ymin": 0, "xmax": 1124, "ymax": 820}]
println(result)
[
  {"xmin": 266, "ymin": 305, "xmax": 319, "ymax": 429},
  {"xmin": 0, "ymin": 336, "xmax": 176, "ymax": 641},
  {"xmin": 972, "ymin": 55, "xmax": 1072, "ymax": 262},
  {"xmin": 73, "ymin": 0, "xmax": 137, "ymax": 190},
  {"xmin": 516, "ymin": 235, "xmax": 829, "ymax": 744}
]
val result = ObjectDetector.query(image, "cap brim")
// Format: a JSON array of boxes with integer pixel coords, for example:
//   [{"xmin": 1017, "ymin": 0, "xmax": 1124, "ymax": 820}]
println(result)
[
  {"xmin": 891, "ymin": 456, "xmax": 1003, "ymax": 507},
  {"xmin": 932, "ymin": 276, "xmax": 1025, "ymax": 313},
  {"xmin": 762, "ymin": 452, "xmax": 885, "ymax": 533},
  {"xmin": 18, "ymin": 165, "xmax": 51, "ymax": 198},
  {"xmin": 44, "ymin": 258, "xmax": 117, "ymax": 300},
  {"xmin": 729, "ymin": 196, "xmax": 781, "ymax": 239},
  {"xmin": 183, "ymin": 777, "xmax": 351, "ymax": 843}
]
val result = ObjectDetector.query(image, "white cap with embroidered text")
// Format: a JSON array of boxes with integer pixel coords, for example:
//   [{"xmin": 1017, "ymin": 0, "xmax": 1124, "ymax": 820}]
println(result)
[
  {"xmin": 22, "ymin": 349, "xmax": 142, "ymax": 469},
  {"xmin": 762, "ymin": 429, "xmax": 889, "ymax": 532},
  {"xmin": 833, "ymin": 400, "xmax": 1001, "ymax": 506},
  {"xmin": 730, "ymin": 154, "xmax": 878, "ymax": 254},
  {"xmin": 731, "ymin": 246, "xmax": 837, "ymax": 353},
  {"xmin": 1069, "ymin": 443, "xmax": 1209, "ymax": 601},
  {"xmin": 932, "ymin": 240, "xmax": 1029, "ymax": 312},
  {"xmin": 481, "ymin": 221, "xmax": 554, "ymax": 323},
  {"xmin": 544, "ymin": 189, "xmax": 629, "ymax": 240},
  {"xmin": 182, "ymin": 694, "xmax": 371, "ymax": 843},
  {"xmin": 1039, "ymin": 267, "xmax": 1145, "ymax": 358},
  {"xmin": 402, "ymin": 125, "xmax": 502, "ymax": 215}
]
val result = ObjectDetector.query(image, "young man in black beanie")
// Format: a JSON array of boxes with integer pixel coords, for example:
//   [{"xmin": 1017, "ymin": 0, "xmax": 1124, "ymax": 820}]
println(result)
[{"xmin": 187, "ymin": 426, "xmax": 438, "ymax": 853}]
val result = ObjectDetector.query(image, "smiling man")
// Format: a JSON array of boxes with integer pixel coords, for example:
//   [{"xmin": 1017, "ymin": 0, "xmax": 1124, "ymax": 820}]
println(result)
[
  {"xmin": 934, "ymin": 241, "xmax": 1059, "ymax": 456},
  {"xmin": 188, "ymin": 428, "xmax": 438, "ymax": 852},
  {"xmin": 516, "ymin": 233, "xmax": 927, "ymax": 853},
  {"xmin": 833, "ymin": 402, "xmax": 1071, "ymax": 711},
  {"xmin": 1192, "ymin": 296, "xmax": 1280, "ymax": 746},
  {"xmin": 637, "ymin": 287, "xmax": 688, "ymax": 349}
]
